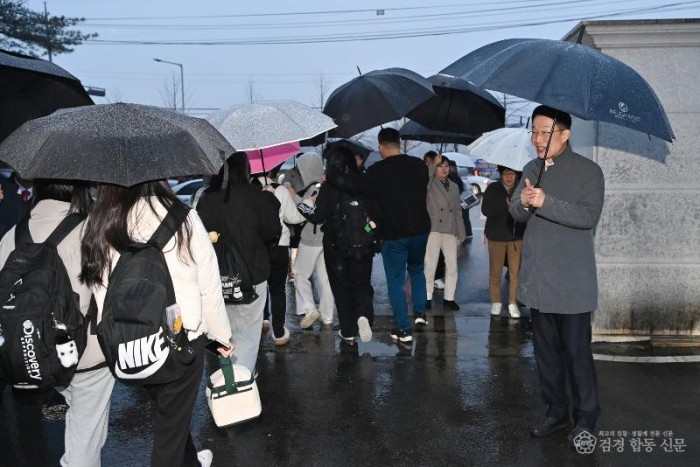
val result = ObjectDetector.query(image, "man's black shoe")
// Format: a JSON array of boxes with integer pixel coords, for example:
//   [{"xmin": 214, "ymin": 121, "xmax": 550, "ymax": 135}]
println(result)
[
  {"xmin": 426, "ymin": 300, "xmax": 431, "ymax": 310},
  {"xmin": 414, "ymin": 313, "xmax": 428, "ymax": 327},
  {"xmin": 530, "ymin": 417, "xmax": 570, "ymax": 437},
  {"xmin": 444, "ymin": 300, "xmax": 460, "ymax": 311}
]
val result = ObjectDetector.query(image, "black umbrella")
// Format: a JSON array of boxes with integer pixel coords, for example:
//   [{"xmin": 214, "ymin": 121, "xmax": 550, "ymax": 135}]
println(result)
[
  {"xmin": 407, "ymin": 74, "xmax": 505, "ymax": 134},
  {"xmin": 323, "ymin": 139, "xmax": 373, "ymax": 159},
  {"xmin": 0, "ymin": 103, "xmax": 234, "ymax": 186},
  {"xmin": 441, "ymin": 38, "xmax": 674, "ymax": 142},
  {"xmin": 323, "ymin": 67, "xmax": 435, "ymax": 138},
  {"xmin": 399, "ymin": 120, "xmax": 477, "ymax": 146},
  {"xmin": 0, "ymin": 49, "xmax": 93, "ymax": 143}
]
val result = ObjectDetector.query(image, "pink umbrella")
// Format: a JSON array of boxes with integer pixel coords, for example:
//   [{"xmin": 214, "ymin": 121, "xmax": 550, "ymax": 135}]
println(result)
[{"xmin": 246, "ymin": 141, "xmax": 300, "ymax": 175}]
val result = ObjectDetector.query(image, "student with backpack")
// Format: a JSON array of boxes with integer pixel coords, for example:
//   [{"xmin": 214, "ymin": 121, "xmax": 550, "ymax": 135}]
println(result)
[
  {"xmin": 0, "ymin": 180, "xmax": 113, "ymax": 467},
  {"xmin": 295, "ymin": 146, "xmax": 379, "ymax": 345},
  {"xmin": 80, "ymin": 181, "xmax": 233, "ymax": 467},
  {"xmin": 196, "ymin": 153, "xmax": 281, "ymax": 372}
]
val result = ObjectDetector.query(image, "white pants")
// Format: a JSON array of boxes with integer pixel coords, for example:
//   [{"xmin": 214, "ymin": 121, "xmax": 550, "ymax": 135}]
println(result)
[
  {"xmin": 226, "ymin": 281, "xmax": 267, "ymax": 373},
  {"xmin": 293, "ymin": 244, "xmax": 335, "ymax": 324},
  {"xmin": 59, "ymin": 366, "xmax": 115, "ymax": 467},
  {"xmin": 424, "ymin": 232, "xmax": 459, "ymax": 301}
]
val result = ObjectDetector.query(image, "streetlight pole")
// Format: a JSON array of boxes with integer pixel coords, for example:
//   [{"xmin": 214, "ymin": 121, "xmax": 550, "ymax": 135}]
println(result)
[{"xmin": 154, "ymin": 58, "xmax": 184, "ymax": 113}]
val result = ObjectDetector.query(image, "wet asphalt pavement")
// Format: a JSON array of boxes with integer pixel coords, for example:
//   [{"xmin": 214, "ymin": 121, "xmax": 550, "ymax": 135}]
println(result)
[{"xmin": 1, "ymin": 209, "xmax": 699, "ymax": 467}]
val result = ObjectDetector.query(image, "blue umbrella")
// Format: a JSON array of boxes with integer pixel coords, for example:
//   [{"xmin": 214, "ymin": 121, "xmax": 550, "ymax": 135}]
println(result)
[{"xmin": 441, "ymin": 38, "xmax": 674, "ymax": 142}]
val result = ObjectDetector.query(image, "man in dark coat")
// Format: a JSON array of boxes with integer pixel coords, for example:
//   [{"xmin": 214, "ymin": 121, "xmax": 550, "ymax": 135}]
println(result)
[{"xmin": 509, "ymin": 106, "xmax": 604, "ymax": 444}]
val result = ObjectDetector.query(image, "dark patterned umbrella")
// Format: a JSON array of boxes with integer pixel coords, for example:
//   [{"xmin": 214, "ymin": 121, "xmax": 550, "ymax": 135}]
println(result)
[
  {"xmin": 441, "ymin": 38, "xmax": 674, "ymax": 142},
  {"xmin": 0, "ymin": 49, "xmax": 93, "ymax": 143},
  {"xmin": 0, "ymin": 103, "xmax": 233, "ymax": 186}
]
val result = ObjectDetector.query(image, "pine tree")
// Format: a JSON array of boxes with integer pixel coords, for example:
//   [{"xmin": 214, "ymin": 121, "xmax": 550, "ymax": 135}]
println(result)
[{"xmin": 0, "ymin": 0, "xmax": 96, "ymax": 59}]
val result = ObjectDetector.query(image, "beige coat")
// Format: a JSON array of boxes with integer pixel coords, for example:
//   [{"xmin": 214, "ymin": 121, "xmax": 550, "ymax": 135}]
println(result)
[{"xmin": 426, "ymin": 168, "xmax": 466, "ymax": 238}]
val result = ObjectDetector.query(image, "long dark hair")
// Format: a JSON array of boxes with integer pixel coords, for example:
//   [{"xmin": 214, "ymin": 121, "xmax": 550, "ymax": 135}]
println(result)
[
  {"xmin": 80, "ymin": 180, "xmax": 192, "ymax": 287},
  {"xmin": 325, "ymin": 145, "xmax": 358, "ymax": 187},
  {"xmin": 208, "ymin": 152, "xmax": 250, "ymax": 203},
  {"xmin": 32, "ymin": 179, "xmax": 93, "ymax": 216}
]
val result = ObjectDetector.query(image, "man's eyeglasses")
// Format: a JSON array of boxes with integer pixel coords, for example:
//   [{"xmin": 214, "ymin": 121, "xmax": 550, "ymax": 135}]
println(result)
[{"xmin": 529, "ymin": 129, "xmax": 564, "ymax": 139}]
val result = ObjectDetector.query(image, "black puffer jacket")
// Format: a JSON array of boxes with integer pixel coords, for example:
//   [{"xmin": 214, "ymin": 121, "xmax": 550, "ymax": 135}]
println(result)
[
  {"xmin": 197, "ymin": 184, "xmax": 281, "ymax": 284},
  {"xmin": 481, "ymin": 181, "xmax": 526, "ymax": 241}
]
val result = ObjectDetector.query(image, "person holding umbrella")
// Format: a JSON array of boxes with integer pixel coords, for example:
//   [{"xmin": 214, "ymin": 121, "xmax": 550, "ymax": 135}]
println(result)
[
  {"xmin": 481, "ymin": 166, "xmax": 526, "ymax": 318},
  {"xmin": 510, "ymin": 106, "xmax": 604, "ymax": 443},
  {"xmin": 80, "ymin": 180, "xmax": 234, "ymax": 467}
]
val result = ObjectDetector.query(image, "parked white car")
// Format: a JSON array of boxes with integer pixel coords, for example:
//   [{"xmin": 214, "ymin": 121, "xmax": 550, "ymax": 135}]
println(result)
[
  {"xmin": 172, "ymin": 178, "xmax": 204, "ymax": 206},
  {"xmin": 458, "ymin": 167, "xmax": 491, "ymax": 195}
]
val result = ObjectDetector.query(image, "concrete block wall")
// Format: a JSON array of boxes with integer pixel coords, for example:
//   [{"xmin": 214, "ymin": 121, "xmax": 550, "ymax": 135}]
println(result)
[{"xmin": 564, "ymin": 20, "xmax": 700, "ymax": 336}]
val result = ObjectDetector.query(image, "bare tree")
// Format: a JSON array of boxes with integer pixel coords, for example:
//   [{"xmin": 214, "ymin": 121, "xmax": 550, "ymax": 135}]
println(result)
[
  {"xmin": 159, "ymin": 72, "xmax": 180, "ymax": 110},
  {"xmin": 107, "ymin": 87, "xmax": 124, "ymax": 104},
  {"xmin": 312, "ymin": 72, "xmax": 333, "ymax": 109},
  {"xmin": 245, "ymin": 77, "xmax": 261, "ymax": 104}
]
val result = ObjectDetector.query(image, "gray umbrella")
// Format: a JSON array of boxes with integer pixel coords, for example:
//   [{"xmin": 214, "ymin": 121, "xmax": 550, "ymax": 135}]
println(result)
[
  {"xmin": 323, "ymin": 67, "xmax": 436, "ymax": 138},
  {"xmin": 441, "ymin": 38, "xmax": 674, "ymax": 142},
  {"xmin": 0, "ymin": 103, "xmax": 233, "ymax": 186},
  {"xmin": 208, "ymin": 100, "xmax": 336, "ymax": 151}
]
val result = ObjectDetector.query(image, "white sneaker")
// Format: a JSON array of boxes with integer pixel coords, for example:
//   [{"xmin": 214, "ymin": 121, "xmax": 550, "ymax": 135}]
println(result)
[
  {"xmin": 434, "ymin": 278, "xmax": 446, "ymax": 290},
  {"xmin": 300, "ymin": 309, "xmax": 320, "ymax": 329},
  {"xmin": 197, "ymin": 449, "xmax": 213, "ymax": 467},
  {"xmin": 490, "ymin": 303, "xmax": 502, "ymax": 316},
  {"xmin": 508, "ymin": 304, "xmax": 521, "ymax": 319},
  {"xmin": 357, "ymin": 316, "xmax": 372, "ymax": 342}
]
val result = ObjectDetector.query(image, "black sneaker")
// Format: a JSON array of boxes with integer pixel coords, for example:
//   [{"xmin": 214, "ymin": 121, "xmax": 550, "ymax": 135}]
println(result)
[
  {"xmin": 414, "ymin": 313, "xmax": 428, "ymax": 327},
  {"xmin": 444, "ymin": 300, "xmax": 460, "ymax": 311},
  {"xmin": 426, "ymin": 300, "xmax": 431, "ymax": 310},
  {"xmin": 390, "ymin": 328, "xmax": 413, "ymax": 343}
]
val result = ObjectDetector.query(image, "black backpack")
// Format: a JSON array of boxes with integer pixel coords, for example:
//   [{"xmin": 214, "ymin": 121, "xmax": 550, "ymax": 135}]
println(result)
[
  {"xmin": 213, "ymin": 236, "xmax": 258, "ymax": 305},
  {"xmin": 0, "ymin": 213, "xmax": 87, "ymax": 391},
  {"xmin": 96, "ymin": 203, "xmax": 195, "ymax": 385},
  {"xmin": 335, "ymin": 192, "xmax": 379, "ymax": 259}
]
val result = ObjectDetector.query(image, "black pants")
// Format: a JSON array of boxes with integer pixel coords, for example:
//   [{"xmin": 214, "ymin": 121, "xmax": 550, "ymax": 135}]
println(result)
[
  {"xmin": 144, "ymin": 336, "xmax": 205, "ymax": 467},
  {"xmin": 264, "ymin": 245, "xmax": 290, "ymax": 336},
  {"xmin": 531, "ymin": 310, "xmax": 600, "ymax": 429},
  {"xmin": 324, "ymin": 244, "xmax": 374, "ymax": 338},
  {"xmin": 462, "ymin": 207, "xmax": 473, "ymax": 236}
]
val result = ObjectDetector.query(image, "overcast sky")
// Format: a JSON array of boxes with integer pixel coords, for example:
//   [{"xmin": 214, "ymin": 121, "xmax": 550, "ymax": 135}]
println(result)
[{"xmin": 26, "ymin": 0, "xmax": 700, "ymax": 122}]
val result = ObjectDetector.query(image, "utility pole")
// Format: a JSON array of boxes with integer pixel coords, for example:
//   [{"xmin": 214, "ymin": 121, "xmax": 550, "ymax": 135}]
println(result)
[{"xmin": 43, "ymin": 2, "xmax": 52, "ymax": 62}]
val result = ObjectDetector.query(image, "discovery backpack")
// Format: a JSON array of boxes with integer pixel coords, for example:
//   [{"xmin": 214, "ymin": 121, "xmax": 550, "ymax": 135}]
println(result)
[
  {"xmin": 335, "ymin": 193, "xmax": 379, "ymax": 259},
  {"xmin": 96, "ymin": 202, "xmax": 195, "ymax": 385},
  {"xmin": 0, "ymin": 213, "xmax": 87, "ymax": 391}
]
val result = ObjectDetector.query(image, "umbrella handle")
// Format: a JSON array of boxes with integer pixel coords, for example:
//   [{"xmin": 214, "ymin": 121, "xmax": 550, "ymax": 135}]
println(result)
[{"xmin": 534, "ymin": 118, "xmax": 557, "ymax": 188}]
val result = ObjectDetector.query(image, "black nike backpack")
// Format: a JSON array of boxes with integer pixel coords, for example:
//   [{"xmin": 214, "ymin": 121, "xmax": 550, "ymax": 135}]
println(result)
[{"xmin": 95, "ymin": 202, "xmax": 195, "ymax": 385}]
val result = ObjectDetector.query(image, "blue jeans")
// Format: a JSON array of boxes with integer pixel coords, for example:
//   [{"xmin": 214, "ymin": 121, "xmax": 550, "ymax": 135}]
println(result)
[{"xmin": 381, "ymin": 234, "xmax": 429, "ymax": 331}]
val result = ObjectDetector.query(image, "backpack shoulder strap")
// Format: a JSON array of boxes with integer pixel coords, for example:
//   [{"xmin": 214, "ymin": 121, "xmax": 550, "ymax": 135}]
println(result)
[
  {"xmin": 14, "ymin": 212, "xmax": 33, "ymax": 244},
  {"xmin": 148, "ymin": 202, "xmax": 190, "ymax": 250},
  {"xmin": 44, "ymin": 213, "xmax": 86, "ymax": 247}
]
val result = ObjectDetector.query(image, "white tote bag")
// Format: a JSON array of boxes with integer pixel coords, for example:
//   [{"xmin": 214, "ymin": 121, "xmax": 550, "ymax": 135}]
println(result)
[{"xmin": 206, "ymin": 357, "xmax": 261, "ymax": 427}]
